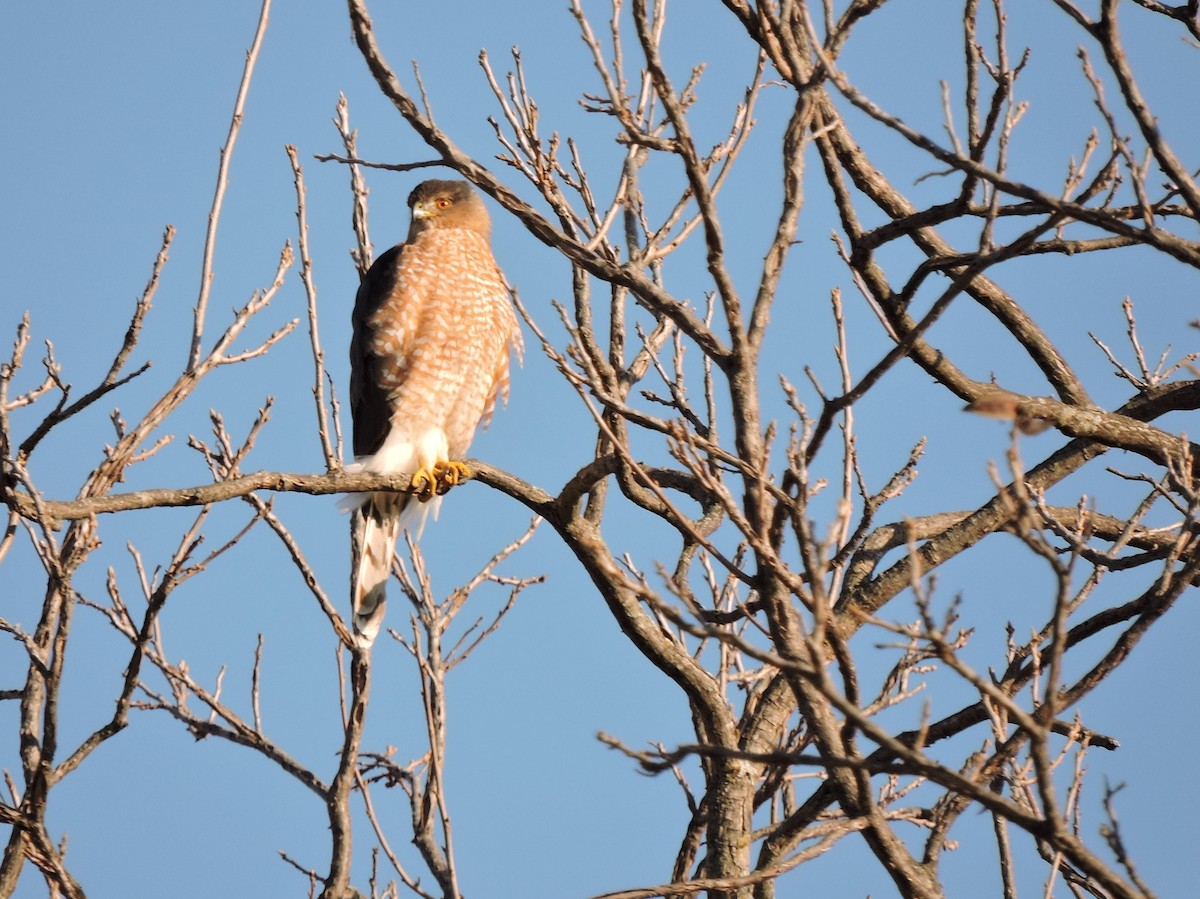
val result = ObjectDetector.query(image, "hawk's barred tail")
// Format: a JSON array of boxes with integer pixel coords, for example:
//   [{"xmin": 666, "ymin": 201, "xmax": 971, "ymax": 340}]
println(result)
[{"xmin": 351, "ymin": 494, "xmax": 404, "ymax": 646}]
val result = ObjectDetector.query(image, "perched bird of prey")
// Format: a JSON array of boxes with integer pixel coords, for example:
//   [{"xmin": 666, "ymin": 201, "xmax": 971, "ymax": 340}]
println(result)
[{"xmin": 346, "ymin": 179, "xmax": 521, "ymax": 645}]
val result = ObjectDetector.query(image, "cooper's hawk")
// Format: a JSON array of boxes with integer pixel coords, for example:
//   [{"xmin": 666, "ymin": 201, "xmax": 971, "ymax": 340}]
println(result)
[{"xmin": 346, "ymin": 179, "xmax": 520, "ymax": 645}]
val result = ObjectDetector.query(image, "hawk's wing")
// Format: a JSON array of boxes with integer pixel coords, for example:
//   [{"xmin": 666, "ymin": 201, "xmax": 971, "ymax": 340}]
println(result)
[
  {"xmin": 348, "ymin": 243, "xmax": 409, "ymax": 646},
  {"xmin": 350, "ymin": 243, "xmax": 404, "ymax": 459}
]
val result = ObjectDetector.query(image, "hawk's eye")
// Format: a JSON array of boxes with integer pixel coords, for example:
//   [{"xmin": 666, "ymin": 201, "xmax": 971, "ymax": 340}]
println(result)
[{"xmin": 435, "ymin": 197, "xmax": 452, "ymax": 209}]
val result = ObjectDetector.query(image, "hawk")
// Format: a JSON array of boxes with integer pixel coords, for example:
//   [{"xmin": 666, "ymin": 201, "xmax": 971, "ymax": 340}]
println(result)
[{"xmin": 346, "ymin": 179, "xmax": 521, "ymax": 645}]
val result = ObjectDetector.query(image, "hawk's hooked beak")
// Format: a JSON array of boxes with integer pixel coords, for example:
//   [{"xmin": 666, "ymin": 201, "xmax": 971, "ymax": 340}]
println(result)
[{"xmin": 412, "ymin": 202, "xmax": 433, "ymax": 220}]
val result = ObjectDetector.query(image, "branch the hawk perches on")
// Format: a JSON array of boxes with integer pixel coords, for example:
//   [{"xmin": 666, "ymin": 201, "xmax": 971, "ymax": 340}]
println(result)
[{"xmin": 345, "ymin": 179, "xmax": 521, "ymax": 645}]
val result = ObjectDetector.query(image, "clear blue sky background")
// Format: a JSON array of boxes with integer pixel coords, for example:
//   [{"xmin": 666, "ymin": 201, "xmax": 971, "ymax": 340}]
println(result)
[{"xmin": 1, "ymin": 1, "xmax": 1196, "ymax": 896}]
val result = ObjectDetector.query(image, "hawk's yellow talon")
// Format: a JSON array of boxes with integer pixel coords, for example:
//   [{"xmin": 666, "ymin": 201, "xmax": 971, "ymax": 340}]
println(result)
[
  {"xmin": 409, "ymin": 467, "xmax": 438, "ymax": 502},
  {"xmin": 433, "ymin": 460, "xmax": 472, "ymax": 495},
  {"xmin": 409, "ymin": 461, "xmax": 471, "ymax": 502}
]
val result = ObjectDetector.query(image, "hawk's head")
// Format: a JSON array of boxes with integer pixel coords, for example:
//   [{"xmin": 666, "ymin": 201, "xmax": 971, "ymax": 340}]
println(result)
[{"xmin": 406, "ymin": 180, "xmax": 490, "ymax": 238}]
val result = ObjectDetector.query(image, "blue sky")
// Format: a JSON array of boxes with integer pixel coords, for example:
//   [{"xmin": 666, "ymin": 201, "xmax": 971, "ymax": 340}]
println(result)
[{"xmin": 2, "ymin": 1, "xmax": 1197, "ymax": 896}]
